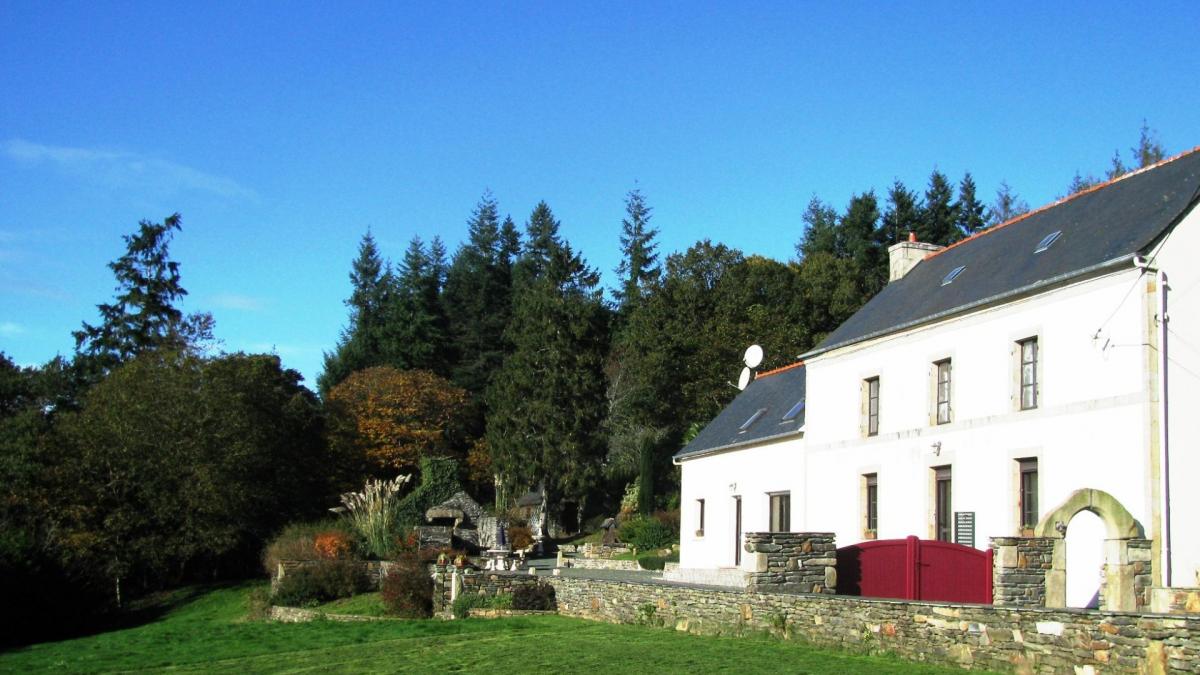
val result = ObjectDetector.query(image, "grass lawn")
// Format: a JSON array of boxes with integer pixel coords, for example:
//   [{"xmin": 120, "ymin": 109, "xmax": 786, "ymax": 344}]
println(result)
[
  {"xmin": 312, "ymin": 591, "xmax": 387, "ymax": 617},
  {"xmin": 0, "ymin": 585, "xmax": 985, "ymax": 674}
]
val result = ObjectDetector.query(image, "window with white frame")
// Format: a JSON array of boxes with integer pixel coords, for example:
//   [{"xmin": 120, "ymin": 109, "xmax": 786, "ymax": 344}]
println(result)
[
  {"xmin": 935, "ymin": 359, "xmax": 952, "ymax": 424},
  {"xmin": 865, "ymin": 377, "xmax": 880, "ymax": 436},
  {"xmin": 1019, "ymin": 338, "xmax": 1038, "ymax": 410}
]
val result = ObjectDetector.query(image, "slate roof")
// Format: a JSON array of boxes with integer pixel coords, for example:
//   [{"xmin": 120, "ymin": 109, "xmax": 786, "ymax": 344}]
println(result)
[
  {"xmin": 674, "ymin": 362, "xmax": 806, "ymax": 461},
  {"xmin": 807, "ymin": 146, "xmax": 1200, "ymax": 358}
]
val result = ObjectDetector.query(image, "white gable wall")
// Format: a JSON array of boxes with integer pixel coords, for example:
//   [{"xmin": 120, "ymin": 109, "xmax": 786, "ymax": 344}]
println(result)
[{"xmin": 1149, "ymin": 204, "xmax": 1200, "ymax": 586}]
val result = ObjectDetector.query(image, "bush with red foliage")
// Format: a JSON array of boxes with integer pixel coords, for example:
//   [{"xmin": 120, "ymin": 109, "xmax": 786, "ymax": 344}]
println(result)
[
  {"xmin": 380, "ymin": 558, "xmax": 433, "ymax": 618},
  {"xmin": 313, "ymin": 531, "xmax": 353, "ymax": 559}
]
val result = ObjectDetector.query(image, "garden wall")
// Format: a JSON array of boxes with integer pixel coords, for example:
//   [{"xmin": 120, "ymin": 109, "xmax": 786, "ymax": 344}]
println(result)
[
  {"xmin": 429, "ymin": 565, "xmax": 548, "ymax": 615},
  {"xmin": 548, "ymin": 576, "xmax": 1200, "ymax": 673}
]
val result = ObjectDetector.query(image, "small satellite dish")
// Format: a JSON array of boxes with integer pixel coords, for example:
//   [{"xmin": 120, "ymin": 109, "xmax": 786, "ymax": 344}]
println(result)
[
  {"xmin": 737, "ymin": 367, "xmax": 752, "ymax": 390},
  {"xmin": 743, "ymin": 345, "xmax": 764, "ymax": 369}
]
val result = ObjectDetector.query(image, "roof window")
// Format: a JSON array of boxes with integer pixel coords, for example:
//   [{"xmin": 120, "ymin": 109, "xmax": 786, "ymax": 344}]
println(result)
[
  {"xmin": 781, "ymin": 400, "xmax": 805, "ymax": 422},
  {"xmin": 738, "ymin": 408, "xmax": 767, "ymax": 433},
  {"xmin": 941, "ymin": 265, "xmax": 966, "ymax": 286},
  {"xmin": 1034, "ymin": 230, "xmax": 1062, "ymax": 253}
]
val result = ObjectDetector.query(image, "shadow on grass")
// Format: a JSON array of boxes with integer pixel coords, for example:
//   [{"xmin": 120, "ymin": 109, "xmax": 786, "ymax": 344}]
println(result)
[{"xmin": 0, "ymin": 581, "xmax": 244, "ymax": 651}]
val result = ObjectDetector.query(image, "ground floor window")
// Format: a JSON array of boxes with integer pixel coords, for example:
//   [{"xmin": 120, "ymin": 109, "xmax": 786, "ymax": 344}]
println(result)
[
  {"xmin": 864, "ymin": 473, "xmax": 878, "ymax": 534},
  {"xmin": 769, "ymin": 492, "xmax": 790, "ymax": 532},
  {"xmin": 696, "ymin": 498, "xmax": 705, "ymax": 536},
  {"xmin": 1019, "ymin": 458, "xmax": 1038, "ymax": 531},
  {"xmin": 934, "ymin": 466, "xmax": 952, "ymax": 542}
]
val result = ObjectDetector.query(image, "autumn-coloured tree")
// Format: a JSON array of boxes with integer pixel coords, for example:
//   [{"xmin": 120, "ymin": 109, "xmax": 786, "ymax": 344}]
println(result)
[{"xmin": 326, "ymin": 367, "xmax": 468, "ymax": 477}]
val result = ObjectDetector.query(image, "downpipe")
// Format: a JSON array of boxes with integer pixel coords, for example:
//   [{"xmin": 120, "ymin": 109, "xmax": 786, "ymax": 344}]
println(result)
[{"xmin": 1135, "ymin": 255, "xmax": 1171, "ymax": 586}]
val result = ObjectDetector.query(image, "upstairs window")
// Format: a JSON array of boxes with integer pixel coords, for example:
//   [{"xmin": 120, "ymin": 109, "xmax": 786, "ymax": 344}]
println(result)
[
  {"xmin": 1019, "ymin": 337, "xmax": 1039, "ymax": 410},
  {"xmin": 696, "ymin": 498, "xmax": 706, "ymax": 536},
  {"xmin": 935, "ymin": 359, "xmax": 952, "ymax": 424},
  {"xmin": 866, "ymin": 377, "xmax": 880, "ymax": 436}
]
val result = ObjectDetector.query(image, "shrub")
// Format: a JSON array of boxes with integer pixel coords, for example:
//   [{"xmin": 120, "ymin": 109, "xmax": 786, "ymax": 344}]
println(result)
[
  {"xmin": 262, "ymin": 520, "xmax": 357, "ymax": 576},
  {"xmin": 618, "ymin": 515, "xmax": 674, "ymax": 551},
  {"xmin": 507, "ymin": 525, "xmax": 533, "ymax": 550},
  {"xmin": 380, "ymin": 560, "xmax": 433, "ymax": 618},
  {"xmin": 392, "ymin": 457, "xmax": 463, "ymax": 529},
  {"xmin": 637, "ymin": 549, "xmax": 680, "ymax": 571},
  {"xmin": 449, "ymin": 592, "xmax": 514, "ymax": 619},
  {"xmin": 271, "ymin": 560, "xmax": 370, "ymax": 607},
  {"xmin": 511, "ymin": 583, "xmax": 555, "ymax": 611},
  {"xmin": 313, "ymin": 531, "xmax": 353, "ymax": 560},
  {"xmin": 651, "ymin": 509, "xmax": 680, "ymax": 534}
]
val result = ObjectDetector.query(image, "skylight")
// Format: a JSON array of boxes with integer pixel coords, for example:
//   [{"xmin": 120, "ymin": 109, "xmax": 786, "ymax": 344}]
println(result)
[
  {"xmin": 738, "ymin": 408, "xmax": 768, "ymax": 432},
  {"xmin": 941, "ymin": 265, "xmax": 966, "ymax": 286},
  {"xmin": 782, "ymin": 400, "xmax": 805, "ymax": 422},
  {"xmin": 1034, "ymin": 230, "xmax": 1063, "ymax": 253}
]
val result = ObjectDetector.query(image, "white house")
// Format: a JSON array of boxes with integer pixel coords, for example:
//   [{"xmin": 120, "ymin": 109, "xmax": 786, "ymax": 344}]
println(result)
[{"xmin": 674, "ymin": 147, "xmax": 1200, "ymax": 608}]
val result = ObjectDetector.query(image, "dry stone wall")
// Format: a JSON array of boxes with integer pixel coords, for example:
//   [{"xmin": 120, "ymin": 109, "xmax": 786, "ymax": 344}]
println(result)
[
  {"xmin": 430, "ymin": 565, "xmax": 548, "ymax": 614},
  {"xmin": 991, "ymin": 536, "xmax": 1055, "ymax": 608},
  {"xmin": 548, "ymin": 576, "xmax": 1200, "ymax": 673},
  {"xmin": 744, "ymin": 532, "xmax": 836, "ymax": 594}
]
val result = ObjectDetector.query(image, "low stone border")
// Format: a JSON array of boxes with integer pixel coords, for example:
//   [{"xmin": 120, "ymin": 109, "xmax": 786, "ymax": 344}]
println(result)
[
  {"xmin": 268, "ymin": 606, "xmax": 397, "ymax": 623},
  {"xmin": 566, "ymin": 558, "xmax": 643, "ymax": 571},
  {"xmin": 466, "ymin": 608, "xmax": 557, "ymax": 619}
]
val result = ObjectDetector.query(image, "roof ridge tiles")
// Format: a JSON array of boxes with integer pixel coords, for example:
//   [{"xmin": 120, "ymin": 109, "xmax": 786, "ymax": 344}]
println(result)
[
  {"xmin": 755, "ymin": 360, "xmax": 804, "ymax": 379},
  {"xmin": 923, "ymin": 144, "xmax": 1200, "ymax": 262}
]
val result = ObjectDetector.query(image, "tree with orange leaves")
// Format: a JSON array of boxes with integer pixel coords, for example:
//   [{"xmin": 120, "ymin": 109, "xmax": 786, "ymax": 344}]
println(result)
[{"xmin": 326, "ymin": 367, "xmax": 468, "ymax": 477}]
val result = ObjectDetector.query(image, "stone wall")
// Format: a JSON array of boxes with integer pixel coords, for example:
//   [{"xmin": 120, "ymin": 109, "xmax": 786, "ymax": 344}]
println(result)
[
  {"xmin": 274, "ymin": 560, "xmax": 394, "ymax": 591},
  {"xmin": 1151, "ymin": 587, "xmax": 1200, "ymax": 614},
  {"xmin": 743, "ymin": 532, "xmax": 836, "ymax": 594},
  {"xmin": 567, "ymin": 557, "xmax": 643, "ymax": 571},
  {"xmin": 430, "ymin": 565, "xmax": 549, "ymax": 614},
  {"xmin": 991, "ymin": 536, "xmax": 1055, "ymax": 608},
  {"xmin": 549, "ymin": 575, "xmax": 1200, "ymax": 673}
]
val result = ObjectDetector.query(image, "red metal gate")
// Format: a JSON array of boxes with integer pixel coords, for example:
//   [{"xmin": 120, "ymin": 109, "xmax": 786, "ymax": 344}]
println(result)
[{"xmin": 835, "ymin": 536, "xmax": 992, "ymax": 604}]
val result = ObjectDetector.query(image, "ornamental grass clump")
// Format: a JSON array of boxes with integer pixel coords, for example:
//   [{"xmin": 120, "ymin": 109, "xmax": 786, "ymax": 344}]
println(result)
[{"xmin": 331, "ymin": 474, "xmax": 412, "ymax": 559}]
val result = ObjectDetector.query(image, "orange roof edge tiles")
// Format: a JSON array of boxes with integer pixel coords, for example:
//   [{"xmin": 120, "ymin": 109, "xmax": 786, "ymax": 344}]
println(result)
[
  {"xmin": 755, "ymin": 360, "xmax": 804, "ymax": 379},
  {"xmin": 924, "ymin": 144, "xmax": 1200, "ymax": 261}
]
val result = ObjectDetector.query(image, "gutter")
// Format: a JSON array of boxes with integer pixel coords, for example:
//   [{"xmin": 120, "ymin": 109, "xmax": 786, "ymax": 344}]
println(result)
[
  {"xmin": 800, "ymin": 254, "xmax": 1137, "ymax": 360},
  {"xmin": 673, "ymin": 428, "xmax": 804, "ymax": 464}
]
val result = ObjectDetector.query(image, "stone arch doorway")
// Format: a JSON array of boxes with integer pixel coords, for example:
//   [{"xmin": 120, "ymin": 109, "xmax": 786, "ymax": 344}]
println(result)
[{"xmin": 1034, "ymin": 488, "xmax": 1150, "ymax": 611}]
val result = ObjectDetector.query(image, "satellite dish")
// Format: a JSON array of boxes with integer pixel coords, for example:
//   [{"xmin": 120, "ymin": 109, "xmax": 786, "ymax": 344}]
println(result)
[
  {"xmin": 737, "ymin": 367, "xmax": 752, "ymax": 390},
  {"xmin": 743, "ymin": 344, "xmax": 764, "ymax": 369}
]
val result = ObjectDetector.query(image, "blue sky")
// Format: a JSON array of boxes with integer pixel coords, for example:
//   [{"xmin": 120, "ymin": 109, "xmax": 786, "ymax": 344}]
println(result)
[{"xmin": 2, "ymin": 2, "xmax": 1198, "ymax": 387}]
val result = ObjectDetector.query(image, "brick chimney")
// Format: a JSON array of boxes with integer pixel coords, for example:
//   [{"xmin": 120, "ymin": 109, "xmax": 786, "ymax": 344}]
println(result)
[{"xmin": 888, "ymin": 232, "xmax": 944, "ymax": 282}]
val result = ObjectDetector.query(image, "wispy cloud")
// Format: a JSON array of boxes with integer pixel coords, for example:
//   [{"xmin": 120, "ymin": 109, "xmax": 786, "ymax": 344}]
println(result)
[
  {"xmin": 3, "ymin": 139, "xmax": 257, "ymax": 201},
  {"xmin": 210, "ymin": 293, "xmax": 267, "ymax": 311},
  {"xmin": 0, "ymin": 322, "xmax": 26, "ymax": 337}
]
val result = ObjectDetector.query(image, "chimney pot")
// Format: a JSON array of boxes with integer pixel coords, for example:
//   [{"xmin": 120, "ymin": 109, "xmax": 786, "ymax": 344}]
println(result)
[{"xmin": 908, "ymin": 231, "xmax": 917, "ymax": 243}]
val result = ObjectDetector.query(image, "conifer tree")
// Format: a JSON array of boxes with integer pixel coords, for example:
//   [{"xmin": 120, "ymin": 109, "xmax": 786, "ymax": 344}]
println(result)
[
  {"xmin": 384, "ymin": 236, "xmax": 447, "ymax": 374},
  {"xmin": 486, "ymin": 202, "xmax": 609, "ymax": 513},
  {"xmin": 796, "ymin": 196, "xmax": 839, "ymax": 260},
  {"xmin": 839, "ymin": 191, "xmax": 885, "ymax": 297},
  {"xmin": 879, "ymin": 181, "xmax": 922, "ymax": 245},
  {"xmin": 1133, "ymin": 120, "xmax": 1165, "ymax": 168},
  {"xmin": 319, "ymin": 231, "xmax": 392, "ymax": 395},
  {"xmin": 990, "ymin": 181, "xmax": 1030, "ymax": 226},
  {"xmin": 1106, "ymin": 151, "xmax": 1128, "ymax": 180},
  {"xmin": 918, "ymin": 170, "xmax": 960, "ymax": 245},
  {"xmin": 956, "ymin": 173, "xmax": 989, "ymax": 236},
  {"xmin": 74, "ymin": 214, "xmax": 215, "ymax": 382},
  {"xmin": 613, "ymin": 188, "xmax": 661, "ymax": 316},
  {"xmin": 443, "ymin": 193, "xmax": 517, "ymax": 399}
]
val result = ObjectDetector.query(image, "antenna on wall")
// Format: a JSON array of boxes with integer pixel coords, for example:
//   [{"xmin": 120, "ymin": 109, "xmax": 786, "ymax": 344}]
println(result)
[{"xmin": 731, "ymin": 344, "xmax": 764, "ymax": 391}]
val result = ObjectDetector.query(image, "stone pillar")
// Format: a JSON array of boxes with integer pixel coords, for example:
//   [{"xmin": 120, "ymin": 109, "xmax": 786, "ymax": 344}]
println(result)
[
  {"xmin": 1101, "ymin": 538, "xmax": 1153, "ymax": 611},
  {"xmin": 990, "ymin": 536, "xmax": 1056, "ymax": 607},
  {"xmin": 744, "ymin": 532, "xmax": 836, "ymax": 594}
]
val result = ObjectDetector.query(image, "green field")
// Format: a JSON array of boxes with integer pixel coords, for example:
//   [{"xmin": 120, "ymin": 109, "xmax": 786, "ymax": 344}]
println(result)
[{"xmin": 0, "ymin": 585, "xmax": 979, "ymax": 673}]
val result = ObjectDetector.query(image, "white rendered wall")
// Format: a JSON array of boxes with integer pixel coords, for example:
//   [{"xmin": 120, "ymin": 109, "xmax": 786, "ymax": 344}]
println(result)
[
  {"xmin": 678, "ymin": 437, "xmax": 803, "ymax": 570},
  {"xmin": 801, "ymin": 267, "xmax": 1152, "ymax": 563},
  {"xmin": 1149, "ymin": 204, "xmax": 1200, "ymax": 586}
]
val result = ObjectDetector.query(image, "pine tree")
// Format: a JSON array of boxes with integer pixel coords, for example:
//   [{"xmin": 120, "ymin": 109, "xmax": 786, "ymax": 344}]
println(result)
[
  {"xmin": 990, "ymin": 181, "xmax": 1030, "ymax": 226},
  {"xmin": 918, "ymin": 170, "xmax": 960, "ymax": 245},
  {"xmin": 1106, "ymin": 151, "xmax": 1128, "ymax": 180},
  {"xmin": 839, "ymin": 191, "xmax": 885, "ymax": 297},
  {"xmin": 486, "ymin": 202, "xmax": 609, "ymax": 512},
  {"xmin": 1133, "ymin": 120, "xmax": 1165, "ymax": 168},
  {"xmin": 956, "ymin": 173, "xmax": 989, "ymax": 236},
  {"xmin": 384, "ymin": 236, "xmax": 446, "ymax": 373},
  {"xmin": 319, "ymin": 231, "xmax": 392, "ymax": 395},
  {"xmin": 443, "ymin": 193, "xmax": 517, "ymax": 399},
  {"xmin": 796, "ymin": 196, "xmax": 839, "ymax": 259},
  {"xmin": 74, "ymin": 213, "xmax": 214, "ymax": 377},
  {"xmin": 879, "ymin": 181, "xmax": 922, "ymax": 245},
  {"xmin": 613, "ymin": 188, "xmax": 661, "ymax": 316},
  {"xmin": 1067, "ymin": 170, "xmax": 1099, "ymax": 195}
]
